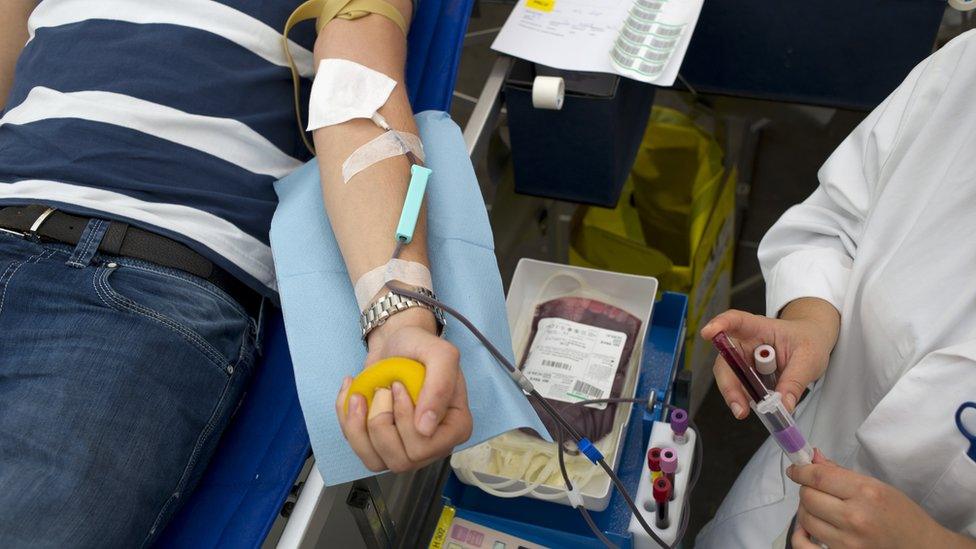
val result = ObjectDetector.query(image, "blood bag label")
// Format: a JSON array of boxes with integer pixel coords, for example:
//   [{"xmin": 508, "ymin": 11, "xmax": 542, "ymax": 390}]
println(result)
[{"xmin": 521, "ymin": 318, "xmax": 628, "ymax": 410}]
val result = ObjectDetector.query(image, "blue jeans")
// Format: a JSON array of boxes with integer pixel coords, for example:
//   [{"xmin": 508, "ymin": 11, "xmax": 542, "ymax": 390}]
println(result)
[{"xmin": 0, "ymin": 219, "xmax": 258, "ymax": 548}]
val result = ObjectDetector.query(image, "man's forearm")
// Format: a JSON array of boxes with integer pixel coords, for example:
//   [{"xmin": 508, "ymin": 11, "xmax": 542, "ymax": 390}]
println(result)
[
  {"xmin": 312, "ymin": 5, "xmax": 429, "ymax": 298},
  {"xmin": 0, "ymin": 1, "xmax": 33, "ymax": 109}
]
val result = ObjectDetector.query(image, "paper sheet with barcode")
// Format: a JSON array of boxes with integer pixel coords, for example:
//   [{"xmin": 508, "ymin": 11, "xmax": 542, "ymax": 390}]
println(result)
[{"xmin": 521, "ymin": 318, "xmax": 628, "ymax": 410}]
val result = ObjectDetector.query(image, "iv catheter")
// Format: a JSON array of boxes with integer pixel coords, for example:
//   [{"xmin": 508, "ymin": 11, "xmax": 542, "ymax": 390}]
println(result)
[{"xmin": 712, "ymin": 332, "xmax": 814, "ymax": 466}]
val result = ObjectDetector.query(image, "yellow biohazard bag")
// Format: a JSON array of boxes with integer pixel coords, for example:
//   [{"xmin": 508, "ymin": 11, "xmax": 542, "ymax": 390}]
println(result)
[{"xmin": 571, "ymin": 107, "xmax": 736, "ymax": 406}]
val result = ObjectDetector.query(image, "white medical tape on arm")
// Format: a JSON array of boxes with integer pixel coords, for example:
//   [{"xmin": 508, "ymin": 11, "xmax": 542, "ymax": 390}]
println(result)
[
  {"xmin": 307, "ymin": 58, "xmax": 397, "ymax": 131},
  {"xmin": 354, "ymin": 259, "xmax": 433, "ymax": 309},
  {"xmin": 342, "ymin": 130, "xmax": 425, "ymax": 183}
]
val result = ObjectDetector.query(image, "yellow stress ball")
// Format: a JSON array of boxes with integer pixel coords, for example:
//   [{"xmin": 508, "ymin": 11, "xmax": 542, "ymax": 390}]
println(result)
[{"xmin": 344, "ymin": 357, "xmax": 426, "ymax": 414}]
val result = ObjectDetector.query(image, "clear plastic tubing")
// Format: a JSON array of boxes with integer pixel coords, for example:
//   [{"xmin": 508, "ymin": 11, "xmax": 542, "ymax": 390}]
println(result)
[{"xmin": 712, "ymin": 332, "xmax": 813, "ymax": 466}]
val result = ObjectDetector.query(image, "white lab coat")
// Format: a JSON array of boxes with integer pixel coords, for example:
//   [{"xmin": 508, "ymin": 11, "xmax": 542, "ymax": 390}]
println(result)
[{"xmin": 697, "ymin": 30, "xmax": 976, "ymax": 548}]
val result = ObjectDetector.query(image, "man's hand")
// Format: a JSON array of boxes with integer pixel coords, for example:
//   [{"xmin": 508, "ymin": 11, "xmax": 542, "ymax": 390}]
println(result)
[
  {"xmin": 336, "ymin": 309, "xmax": 472, "ymax": 473},
  {"xmin": 700, "ymin": 297, "xmax": 840, "ymax": 419},
  {"xmin": 787, "ymin": 450, "xmax": 974, "ymax": 549}
]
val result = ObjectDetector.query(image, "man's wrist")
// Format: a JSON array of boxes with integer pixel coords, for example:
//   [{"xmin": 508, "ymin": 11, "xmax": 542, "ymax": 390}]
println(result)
[{"xmin": 366, "ymin": 306, "xmax": 437, "ymax": 349}]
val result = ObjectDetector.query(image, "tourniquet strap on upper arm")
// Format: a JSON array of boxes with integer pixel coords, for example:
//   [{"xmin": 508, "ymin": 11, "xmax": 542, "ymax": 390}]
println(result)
[{"xmin": 284, "ymin": 0, "xmax": 409, "ymax": 155}]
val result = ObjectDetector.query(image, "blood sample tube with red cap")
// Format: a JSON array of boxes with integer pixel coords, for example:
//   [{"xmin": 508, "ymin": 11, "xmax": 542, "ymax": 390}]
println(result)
[
  {"xmin": 653, "ymin": 476, "xmax": 671, "ymax": 529},
  {"xmin": 647, "ymin": 447, "xmax": 663, "ymax": 482}
]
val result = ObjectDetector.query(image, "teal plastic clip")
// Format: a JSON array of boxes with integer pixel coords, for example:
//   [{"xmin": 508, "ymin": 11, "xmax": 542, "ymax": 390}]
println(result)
[{"xmin": 395, "ymin": 164, "xmax": 432, "ymax": 243}]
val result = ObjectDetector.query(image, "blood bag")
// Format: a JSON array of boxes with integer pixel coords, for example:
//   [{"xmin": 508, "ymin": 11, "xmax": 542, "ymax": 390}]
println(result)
[{"xmin": 518, "ymin": 296, "xmax": 642, "ymax": 443}]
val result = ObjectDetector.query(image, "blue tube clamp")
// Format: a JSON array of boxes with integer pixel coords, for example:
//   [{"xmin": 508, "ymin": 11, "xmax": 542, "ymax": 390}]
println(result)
[
  {"xmin": 395, "ymin": 164, "xmax": 432, "ymax": 243},
  {"xmin": 578, "ymin": 437, "xmax": 604, "ymax": 464}
]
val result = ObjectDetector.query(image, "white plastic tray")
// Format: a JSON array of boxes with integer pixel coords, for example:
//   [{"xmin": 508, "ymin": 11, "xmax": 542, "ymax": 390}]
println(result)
[
  {"xmin": 452, "ymin": 259, "xmax": 658, "ymax": 511},
  {"xmin": 628, "ymin": 420, "xmax": 698, "ymax": 548}
]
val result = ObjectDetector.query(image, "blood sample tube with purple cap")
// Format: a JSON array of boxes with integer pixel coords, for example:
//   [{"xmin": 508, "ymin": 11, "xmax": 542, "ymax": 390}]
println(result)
[
  {"xmin": 712, "ymin": 332, "xmax": 814, "ymax": 466},
  {"xmin": 669, "ymin": 408, "xmax": 689, "ymax": 444}
]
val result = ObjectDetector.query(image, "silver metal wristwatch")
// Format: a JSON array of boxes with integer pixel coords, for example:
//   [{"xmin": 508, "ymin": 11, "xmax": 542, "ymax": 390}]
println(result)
[{"xmin": 359, "ymin": 286, "xmax": 446, "ymax": 345}]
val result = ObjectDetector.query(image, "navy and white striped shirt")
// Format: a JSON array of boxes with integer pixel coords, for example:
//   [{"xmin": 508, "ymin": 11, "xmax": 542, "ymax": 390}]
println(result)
[{"xmin": 0, "ymin": 0, "xmax": 320, "ymax": 295}]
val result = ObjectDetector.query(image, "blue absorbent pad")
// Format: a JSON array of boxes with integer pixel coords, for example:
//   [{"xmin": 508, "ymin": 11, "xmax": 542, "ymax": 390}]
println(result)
[{"xmin": 270, "ymin": 110, "xmax": 548, "ymax": 486}]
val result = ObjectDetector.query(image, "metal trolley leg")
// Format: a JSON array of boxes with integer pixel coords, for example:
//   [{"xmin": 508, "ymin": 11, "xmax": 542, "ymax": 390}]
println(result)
[{"xmin": 347, "ymin": 477, "xmax": 398, "ymax": 549}]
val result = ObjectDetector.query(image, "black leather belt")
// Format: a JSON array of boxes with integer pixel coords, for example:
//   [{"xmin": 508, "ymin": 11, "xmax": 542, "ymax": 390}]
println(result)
[{"xmin": 0, "ymin": 205, "xmax": 262, "ymax": 317}]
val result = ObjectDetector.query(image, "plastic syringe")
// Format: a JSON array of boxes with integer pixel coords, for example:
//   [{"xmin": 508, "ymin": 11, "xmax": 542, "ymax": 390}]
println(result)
[{"xmin": 712, "ymin": 332, "xmax": 813, "ymax": 466}]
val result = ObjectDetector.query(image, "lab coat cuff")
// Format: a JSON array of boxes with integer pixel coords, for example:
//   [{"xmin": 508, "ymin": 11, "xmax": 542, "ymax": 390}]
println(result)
[{"xmin": 765, "ymin": 249, "xmax": 851, "ymax": 318}]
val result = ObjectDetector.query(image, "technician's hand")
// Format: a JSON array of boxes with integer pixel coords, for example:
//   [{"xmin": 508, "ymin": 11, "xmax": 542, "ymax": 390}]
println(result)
[
  {"xmin": 701, "ymin": 297, "xmax": 840, "ymax": 419},
  {"xmin": 787, "ymin": 449, "xmax": 973, "ymax": 549},
  {"xmin": 337, "ymin": 309, "xmax": 473, "ymax": 473}
]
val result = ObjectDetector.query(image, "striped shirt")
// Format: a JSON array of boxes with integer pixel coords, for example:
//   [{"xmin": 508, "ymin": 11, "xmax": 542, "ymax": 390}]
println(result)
[{"xmin": 0, "ymin": 0, "xmax": 320, "ymax": 295}]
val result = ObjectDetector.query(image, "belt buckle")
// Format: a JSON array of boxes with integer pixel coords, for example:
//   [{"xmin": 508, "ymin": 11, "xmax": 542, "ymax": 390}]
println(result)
[{"xmin": 0, "ymin": 207, "xmax": 57, "ymax": 239}]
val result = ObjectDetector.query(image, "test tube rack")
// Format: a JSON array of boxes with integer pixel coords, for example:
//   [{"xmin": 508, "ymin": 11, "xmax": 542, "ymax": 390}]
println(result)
[{"xmin": 627, "ymin": 420, "xmax": 697, "ymax": 549}]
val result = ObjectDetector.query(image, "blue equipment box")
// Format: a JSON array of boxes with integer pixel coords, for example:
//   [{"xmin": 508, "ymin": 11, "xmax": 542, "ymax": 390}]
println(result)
[
  {"xmin": 505, "ymin": 60, "xmax": 657, "ymax": 208},
  {"xmin": 440, "ymin": 291, "xmax": 689, "ymax": 548},
  {"xmin": 681, "ymin": 0, "xmax": 946, "ymax": 110}
]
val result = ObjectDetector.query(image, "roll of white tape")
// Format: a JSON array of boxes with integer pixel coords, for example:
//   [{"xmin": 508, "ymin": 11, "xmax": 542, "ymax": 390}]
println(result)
[
  {"xmin": 531, "ymin": 76, "xmax": 565, "ymax": 110},
  {"xmin": 950, "ymin": 0, "xmax": 976, "ymax": 10}
]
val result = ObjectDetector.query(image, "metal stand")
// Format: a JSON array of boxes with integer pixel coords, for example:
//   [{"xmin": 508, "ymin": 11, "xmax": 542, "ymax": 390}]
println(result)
[{"xmin": 347, "ymin": 477, "xmax": 398, "ymax": 549}]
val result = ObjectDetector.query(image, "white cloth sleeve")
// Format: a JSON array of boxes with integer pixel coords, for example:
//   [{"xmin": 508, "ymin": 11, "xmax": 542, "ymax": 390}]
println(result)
[{"xmin": 757, "ymin": 50, "xmax": 941, "ymax": 318}]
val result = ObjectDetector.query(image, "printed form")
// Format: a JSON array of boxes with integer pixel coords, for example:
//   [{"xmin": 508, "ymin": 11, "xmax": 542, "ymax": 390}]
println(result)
[{"xmin": 491, "ymin": 0, "xmax": 704, "ymax": 85}]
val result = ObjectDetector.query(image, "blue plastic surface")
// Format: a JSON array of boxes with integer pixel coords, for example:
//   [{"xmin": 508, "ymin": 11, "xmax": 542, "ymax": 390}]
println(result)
[
  {"xmin": 157, "ymin": 0, "xmax": 474, "ymax": 544},
  {"xmin": 271, "ymin": 111, "xmax": 547, "ymax": 485},
  {"xmin": 441, "ymin": 292, "xmax": 689, "ymax": 548}
]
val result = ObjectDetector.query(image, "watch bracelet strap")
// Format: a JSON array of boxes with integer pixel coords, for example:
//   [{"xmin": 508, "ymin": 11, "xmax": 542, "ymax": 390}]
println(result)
[{"xmin": 360, "ymin": 287, "xmax": 445, "ymax": 343}]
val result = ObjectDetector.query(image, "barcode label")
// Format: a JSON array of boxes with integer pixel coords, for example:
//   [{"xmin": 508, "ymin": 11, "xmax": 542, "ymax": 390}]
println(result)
[
  {"xmin": 572, "ymin": 380, "xmax": 604, "ymax": 398},
  {"xmin": 541, "ymin": 359, "xmax": 572, "ymax": 371},
  {"xmin": 520, "ymin": 318, "xmax": 627, "ymax": 410}
]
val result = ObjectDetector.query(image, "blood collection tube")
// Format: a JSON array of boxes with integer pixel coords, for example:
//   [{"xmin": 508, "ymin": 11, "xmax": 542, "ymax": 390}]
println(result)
[
  {"xmin": 712, "ymin": 332, "xmax": 814, "ymax": 466},
  {"xmin": 660, "ymin": 448, "xmax": 678, "ymax": 500},
  {"xmin": 669, "ymin": 408, "xmax": 689, "ymax": 444},
  {"xmin": 713, "ymin": 331, "xmax": 770, "ymax": 400},
  {"xmin": 647, "ymin": 447, "xmax": 662, "ymax": 482},
  {"xmin": 753, "ymin": 392, "xmax": 814, "ymax": 465},
  {"xmin": 753, "ymin": 344, "xmax": 778, "ymax": 390},
  {"xmin": 653, "ymin": 476, "xmax": 671, "ymax": 529}
]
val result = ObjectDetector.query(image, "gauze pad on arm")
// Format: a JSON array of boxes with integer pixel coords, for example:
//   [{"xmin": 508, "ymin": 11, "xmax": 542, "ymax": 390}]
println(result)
[
  {"xmin": 342, "ymin": 130, "xmax": 425, "ymax": 183},
  {"xmin": 307, "ymin": 59, "xmax": 397, "ymax": 131}
]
